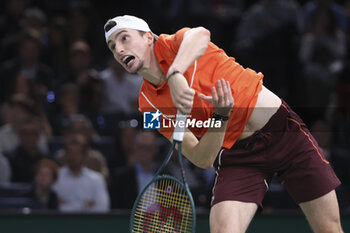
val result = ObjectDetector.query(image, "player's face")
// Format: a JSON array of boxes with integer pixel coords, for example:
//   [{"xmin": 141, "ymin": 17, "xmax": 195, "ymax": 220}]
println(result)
[{"xmin": 107, "ymin": 29, "xmax": 151, "ymax": 74}]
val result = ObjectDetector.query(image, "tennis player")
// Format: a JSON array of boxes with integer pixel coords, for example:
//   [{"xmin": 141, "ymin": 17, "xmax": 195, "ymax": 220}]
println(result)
[{"xmin": 104, "ymin": 15, "xmax": 343, "ymax": 233}]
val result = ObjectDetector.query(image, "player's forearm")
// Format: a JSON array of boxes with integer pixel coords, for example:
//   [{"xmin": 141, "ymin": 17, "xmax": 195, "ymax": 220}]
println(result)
[
  {"xmin": 188, "ymin": 121, "xmax": 228, "ymax": 169},
  {"xmin": 166, "ymin": 27, "xmax": 210, "ymax": 114},
  {"xmin": 168, "ymin": 27, "xmax": 210, "ymax": 75}
]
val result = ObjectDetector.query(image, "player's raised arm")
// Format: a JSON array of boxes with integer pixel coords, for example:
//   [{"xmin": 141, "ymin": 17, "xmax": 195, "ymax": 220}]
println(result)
[
  {"xmin": 166, "ymin": 27, "xmax": 211, "ymax": 115},
  {"xmin": 168, "ymin": 27, "xmax": 211, "ymax": 75}
]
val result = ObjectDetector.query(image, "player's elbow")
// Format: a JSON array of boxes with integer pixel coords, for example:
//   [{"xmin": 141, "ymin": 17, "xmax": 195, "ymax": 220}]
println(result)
[
  {"xmin": 195, "ymin": 27, "xmax": 211, "ymax": 55},
  {"xmin": 185, "ymin": 27, "xmax": 210, "ymax": 57},
  {"xmin": 200, "ymin": 163, "xmax": 213, "ymax": 170},
  {"xmin": 196, "ymin": 27, "xmax": 211, "ymax": 39}
]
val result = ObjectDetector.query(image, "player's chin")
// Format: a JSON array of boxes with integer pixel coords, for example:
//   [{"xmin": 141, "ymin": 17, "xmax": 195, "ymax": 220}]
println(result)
[{"xmin": 127, "ymin": 63, "xmax": 142, "ymax": 74}]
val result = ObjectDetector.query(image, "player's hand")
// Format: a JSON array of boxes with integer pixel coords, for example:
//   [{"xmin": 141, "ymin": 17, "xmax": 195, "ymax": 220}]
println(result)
[
  {"xmin": 167, "ymin": 73, "xmax": 195, "ymax": 115},
  {"xmin": 198, "ymin": 79, "xmax": 234, "ymax": 117}
]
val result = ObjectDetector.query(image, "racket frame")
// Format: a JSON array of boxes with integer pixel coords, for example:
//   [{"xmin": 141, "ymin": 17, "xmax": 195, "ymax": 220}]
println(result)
[{"xmin": 130, "ymin": 112, "xmax": 196, "ymax": 232}]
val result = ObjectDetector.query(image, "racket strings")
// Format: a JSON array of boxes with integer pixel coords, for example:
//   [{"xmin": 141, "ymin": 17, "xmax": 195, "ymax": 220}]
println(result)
[{"xmin": 132, "ymin": 178, "xmax": 194, "ymax": 232}]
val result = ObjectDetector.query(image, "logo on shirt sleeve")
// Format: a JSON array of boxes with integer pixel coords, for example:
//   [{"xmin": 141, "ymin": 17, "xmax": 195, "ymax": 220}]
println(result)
[{"xmin": 143, "ymin": 111, "xmax": 161, "ymax": 129}]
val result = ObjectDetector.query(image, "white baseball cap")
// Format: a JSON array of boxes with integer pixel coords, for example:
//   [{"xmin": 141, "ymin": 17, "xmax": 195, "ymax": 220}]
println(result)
[{"xmin": 104, "ymin": 15, "xmax": 151, "ymax": 43}]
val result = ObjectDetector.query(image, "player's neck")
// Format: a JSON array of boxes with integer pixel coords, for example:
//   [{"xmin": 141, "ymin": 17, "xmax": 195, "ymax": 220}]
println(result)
[{"xmin": 139, "ymin": 52, "xmax": 166, "ymax": 87}]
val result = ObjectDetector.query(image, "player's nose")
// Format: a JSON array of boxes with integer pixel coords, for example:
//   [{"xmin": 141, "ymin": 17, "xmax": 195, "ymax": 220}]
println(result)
[{"xmin": 115, "ymin": 43, "xmax": 125, "ymax": 56}]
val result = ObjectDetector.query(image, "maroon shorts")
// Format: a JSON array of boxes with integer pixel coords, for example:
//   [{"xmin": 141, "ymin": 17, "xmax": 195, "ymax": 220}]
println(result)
[{"xmin": 211, "ymin": 100, "xmax": 340, "ymax": 207}]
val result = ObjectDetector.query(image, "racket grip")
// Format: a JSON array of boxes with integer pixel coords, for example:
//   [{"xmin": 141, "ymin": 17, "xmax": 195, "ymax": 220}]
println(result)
[{"xmin": 173, "ymin": 110, "xmax": 187, "ymax": 142}]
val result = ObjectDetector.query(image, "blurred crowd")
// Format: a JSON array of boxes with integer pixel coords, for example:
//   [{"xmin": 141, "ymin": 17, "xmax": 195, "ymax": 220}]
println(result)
[{"xmin": 0, "ymin": 0, "xmax": 349, "ymax": 213}]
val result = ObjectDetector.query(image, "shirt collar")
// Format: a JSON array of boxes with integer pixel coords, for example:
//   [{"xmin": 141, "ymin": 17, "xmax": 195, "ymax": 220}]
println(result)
[
  {"xmin": 63, "ymin": 166, "xmax": 88, "ymax": 177},
  {"xmin": 141, "ymin": 39, "xmax": 169, "ymax": 94}
]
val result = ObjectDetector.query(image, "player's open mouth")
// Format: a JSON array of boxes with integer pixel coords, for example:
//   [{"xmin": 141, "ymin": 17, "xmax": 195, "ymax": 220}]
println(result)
[{"xmin": 122, "ymin": 55, "xmax": 135, "ymax": 66}]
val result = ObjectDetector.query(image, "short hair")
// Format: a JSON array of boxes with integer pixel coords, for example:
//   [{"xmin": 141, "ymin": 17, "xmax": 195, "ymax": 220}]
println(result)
[
  {"xmin": 66, "ymin": 114, "xmax": 94, "ymax": 131},
  {"xmin": 20, "ymin": 28, "xmax": 42, "ymax": 47},
  {"xmin": 34, "ymin": 158, "xmax": 60, "ymax": 182}
]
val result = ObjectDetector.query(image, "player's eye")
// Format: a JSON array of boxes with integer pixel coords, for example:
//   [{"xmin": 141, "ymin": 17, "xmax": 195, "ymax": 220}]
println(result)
[{"xmin": 110, "ymin": 44, "xmax": 115, "ymax": 51}]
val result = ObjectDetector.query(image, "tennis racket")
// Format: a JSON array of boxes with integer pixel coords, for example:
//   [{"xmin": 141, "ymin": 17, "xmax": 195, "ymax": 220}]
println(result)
[{"xmin": 130, "ymin": 111, "xmax": 196, "ymax": 233}]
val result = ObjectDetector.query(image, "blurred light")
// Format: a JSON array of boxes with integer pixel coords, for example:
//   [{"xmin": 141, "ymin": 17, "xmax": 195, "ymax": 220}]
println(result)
[
  {"xmin": 46, "ymin": 91, "xmax": 55, "ymax": 103},
  {"xmin": 97, "ymin": 116, "xmax": 106, "ymax": 129},
  {"xmin": 22, "ymin": 207, "xmax": 31, "ymax": 215},
  {"xmin": 130, "ymin": 119, "xmax": 138, "ymax": 128}
]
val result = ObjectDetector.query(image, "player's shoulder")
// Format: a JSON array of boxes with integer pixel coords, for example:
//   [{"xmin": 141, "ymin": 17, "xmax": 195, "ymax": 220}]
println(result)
[{"xmin": 158, "ymin": 27, "xmax": 191, "ymax": 42}]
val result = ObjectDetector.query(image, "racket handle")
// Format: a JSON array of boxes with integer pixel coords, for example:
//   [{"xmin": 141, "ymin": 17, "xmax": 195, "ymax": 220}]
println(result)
[{"xmin": 173, "ymin": 110, "xmax": 187, "ymax": 142}]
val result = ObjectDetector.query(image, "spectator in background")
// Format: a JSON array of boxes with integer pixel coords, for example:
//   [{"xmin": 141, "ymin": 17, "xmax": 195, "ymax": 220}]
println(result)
[
  {"xmin": 64, "ymin": 40, "xmax": 91, "ymax": 85},
  {"xmin": 0, "ymin": 29, "xmax": 54, "ymax": 103},
  {"xmin": 234, "ymin": 0, "xmax": 301, "ymax": 100},
  {"xmin": 0, "ymin": 94, "xmax": 50, "ymax": 154},
  {"xmin": 56, "ymin": 114, "xmax": 110, "ymax": 182},
  {"xmin": 344, "ymin": 0, "xmax": 350, "ymax": 57},
  {"xmin": 12, "ymin": 72, "xmax": 33, "ymax": 97},
  {"xmin": 53, "ymin": 134, "xmax": 110, "ymax": 212},
  {"xmin": 28, "ymin": 158, "xmax": 59, "ymax": 209},
  {"xmin": 21, "ymin": 7, "xmax": 48, "ymax": 45},
  {"xmin": 0, "ymin": 0, "xmax": 31, "ymax": 62},
  {"xmin": 329, "ymin": 63, "xmax": 350, "ymax": 184},
  {"xmin": 0, "ymin": 153, "xmax": 11, "ymax": 184},
  {"xmin": 187, "ymin": 0, "xmax": 244, "ymax": 51},
  {"xmin": 45, "ymin": 17, "xmax": 68, "ymax": 79},
  {"xmin": 99, "ymin": 59, "xmax": 142, "ymax": 117},
  {"xmin": 302, "ymin": 0, "xmax": 348, "ymax": 32},
  {"xmin": 52, "ymin": 40, "xmax": 103, "ymax": 128},
  {"xmin": 67, "ymin": 1, "xmax": 105, "ymax": 65},
  {"xmin": 6, "ymin": 116, "xmax": 48, "ymax": 183},
  {"xmin": 310, "ymin": 119, "xmax": 332, "ymax": 160},
  {"xmin": 328, "ymin": 62, "xmax": 350, "ymax": 210},
  {"xmin": 51, "ymin": 83, "xmax": 80, "ymax": 136},
  {"xmin": 150, "ymin": 0, "xmax": 187, "ymax": 33},
  {"xmin": 111, "ymin": 120, "xmax": 139, "ymax": 170},
  {"xmin": 45, "ymin": 17, "xmax": 69, "ymax": 83},
  {"xmin": 298, "ymin": 4, "xmax": 346, "ymax": 124},
  {"xmin": 11, "ymin": 71, "xmax": 50, "ymax": 108},
  {"xmin": 110, "ymin": 130, "xmax": 158, "ymax": 209},
  {"xmin": 79, "ymin": 70, "xmax": 103, "ymax": 118}
]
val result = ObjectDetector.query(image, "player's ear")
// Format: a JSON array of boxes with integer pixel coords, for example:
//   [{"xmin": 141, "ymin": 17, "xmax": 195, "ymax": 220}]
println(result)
[{"xmin": 145, "ymin": 31, "xmax": 154, "ymax": 45}]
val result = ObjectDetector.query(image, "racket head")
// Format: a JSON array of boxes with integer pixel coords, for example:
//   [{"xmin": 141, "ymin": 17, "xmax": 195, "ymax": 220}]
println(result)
[{"xmin": 130, "ymin": 175, "xmax": 196, "ymax": 233}]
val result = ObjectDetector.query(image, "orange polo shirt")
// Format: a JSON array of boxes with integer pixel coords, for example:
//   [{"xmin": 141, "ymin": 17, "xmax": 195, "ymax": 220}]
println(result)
[{"xmin": 138, "ymin": 27, "xmax": 263, "ymax": 149}]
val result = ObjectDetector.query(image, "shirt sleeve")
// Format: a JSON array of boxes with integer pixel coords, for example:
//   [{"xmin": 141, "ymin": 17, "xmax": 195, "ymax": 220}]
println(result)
[{"xmin": 163, "ymin": 27, "xmax": 191, "ymax": 54}]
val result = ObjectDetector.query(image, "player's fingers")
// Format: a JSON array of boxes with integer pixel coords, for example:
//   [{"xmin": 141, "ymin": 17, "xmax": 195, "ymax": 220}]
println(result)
[
  {"xmin": 181, "ymin": 88, "xmax": 195, "ymax": 101},
  {"xmin": 221, "ymin": 79, "xmax": 230, "ymax": 105},
  {"xmin": 226, "ymin": 81, "xmax": 232, "ymax": 98},
  {"xmin": 188, "ymin": 88, "xmax": 196, "ymax": 96},
  {"xmin": 181, "ymin": 95, "xmax": 193, "ymax": 102},
  {"xmin": 216, "ymin": 80, "xmax": 224, "ymax": 105},
  {"xmin": 226, "ymin": 81, "xmax": 234, "ymax": 105},
  {"xmin": 212, "ymin": 86, "xmax": 218, "ymax": 104},
  {"xmin": 180, "ymin": 98, "xmax": 194, "ymax": 115},
  {"xmin": 198, "ymin": 93, "xmax": 213, "ymax": 104}
]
